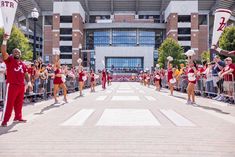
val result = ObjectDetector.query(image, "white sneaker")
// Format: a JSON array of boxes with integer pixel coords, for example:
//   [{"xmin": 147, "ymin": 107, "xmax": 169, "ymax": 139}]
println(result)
[
  {"xmin": 186, "ymin": 100, "xmax": 191, "ymax": 105},
  {"xmin": 213, "ymin": 95, "xmax": 220, "ymax": 100},
  {"xmin": 191, "ymin": 102, "xmax": 198, "ymax": 107}
]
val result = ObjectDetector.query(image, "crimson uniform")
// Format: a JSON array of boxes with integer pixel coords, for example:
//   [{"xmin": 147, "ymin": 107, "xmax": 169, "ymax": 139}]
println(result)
[
  {"xmin": 102, "ymin": 70, "xmax": 106, "ymax": 89},
  {"xmin": 1, "ymin": 56, "xmax": 27, "ymax": 125},
  {"xmin": 54, "ymin": 68, "xmax": 63, "ymax": 85}
]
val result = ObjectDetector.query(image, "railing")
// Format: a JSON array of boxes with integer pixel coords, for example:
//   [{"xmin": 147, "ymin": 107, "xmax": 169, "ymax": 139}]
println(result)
[{"xmin": 0, "ymin": 76, "xmax": 102, "ymax": 107}]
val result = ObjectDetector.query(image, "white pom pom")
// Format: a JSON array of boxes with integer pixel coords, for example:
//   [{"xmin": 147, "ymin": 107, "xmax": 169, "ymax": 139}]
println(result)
[
  {"xmin": 167, "ymin": 56, "xmax": 173, "ymax": 61},
  {"xmin": 185, "ymin": 50, "xmax": 196, "ymax": 56},
  {"xmin": 77, "ymin": 58, "xmax": 83, "ymax": 64}
]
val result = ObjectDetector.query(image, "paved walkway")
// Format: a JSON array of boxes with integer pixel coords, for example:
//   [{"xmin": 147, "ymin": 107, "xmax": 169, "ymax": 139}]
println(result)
[{"xmin": 0, "ymin": 82, "xmax": 235, "ymax": 157}]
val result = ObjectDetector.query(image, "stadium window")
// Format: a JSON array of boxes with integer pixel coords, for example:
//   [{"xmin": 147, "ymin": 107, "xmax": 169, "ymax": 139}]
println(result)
[
  {"xmin": 60, "ymin": 46, "xmax": 72, "ymax": 52},
  {"xmin": 178, "ymin": 36, "xmax": 191, "ymax": 41},
  {"xmin": 60, "ymin": 54, "xmax": 72, "ymax": 59},
  {"xmin": 60, "ymin": 28, "xmax": 72, "ymax": 35},
  {"xmin": 178, "ymin": 28, "xmax": 191, "ymax": 34},
  {"xmin": 60, "ymin": 16, "xmax": 72, "ymax": 23},
  {"xmin": 178, "ymin": 15, "xmax": 191, "ymax": 22}
]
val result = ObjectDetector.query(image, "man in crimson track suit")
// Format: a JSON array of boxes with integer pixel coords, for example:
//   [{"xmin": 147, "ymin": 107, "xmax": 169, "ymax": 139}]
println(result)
[{"xmin": 1, "ymin": 34, "xmax": 32, "ymax": 127}]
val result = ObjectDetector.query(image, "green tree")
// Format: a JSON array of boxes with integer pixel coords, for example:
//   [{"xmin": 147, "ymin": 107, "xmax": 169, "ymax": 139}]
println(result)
[
  {"xmin": 0, "ymin": 26, "xmax": 33, "ymax": 61},
  {"xmin": 219, "ymin": 26, "xmax": 235, "ymax": 51},
  {"xmin": 158, "ymin": 38, "xmax": 185, "ymax": 68},
  {"xmin": 201, "ymin": 50, "xmax": 210, "ymax": 62}
]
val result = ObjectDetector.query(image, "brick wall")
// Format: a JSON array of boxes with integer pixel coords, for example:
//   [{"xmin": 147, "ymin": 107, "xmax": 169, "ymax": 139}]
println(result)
[
  {"xmin": 43, "ymin": 25, "xmax": 53, "ymax": 63},
  {"xmin": 166, "ymin": 13, "xmax": 178, "ymax": 41},
  {"xmin": 72, "ymin": 13, "xmax": 84, "ymax": 66},
  {"xmin": 199, "ymin": 25, "xmax": 208, "ymax": 59}
]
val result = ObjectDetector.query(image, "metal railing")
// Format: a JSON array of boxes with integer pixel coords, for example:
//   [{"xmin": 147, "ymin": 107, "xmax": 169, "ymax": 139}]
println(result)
[{"xmin": 0, "ymin": 76, "xmax": 102, "ymax": 106}]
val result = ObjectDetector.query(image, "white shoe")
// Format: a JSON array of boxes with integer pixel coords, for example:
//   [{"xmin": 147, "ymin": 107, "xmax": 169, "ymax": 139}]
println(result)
[
  {"xmin": 191, "ymin": 102, "xmax": 198, "ymax": 107},
  {"xmin": 186, "ymin": 100, "xmax": 191, "ymax": 105},
  {"xmin": 213, "ymin": 95, "xmax": 220, "ymax": 100}
]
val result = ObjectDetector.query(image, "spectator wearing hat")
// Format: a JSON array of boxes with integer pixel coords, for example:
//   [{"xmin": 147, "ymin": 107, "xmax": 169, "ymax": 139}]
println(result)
[{"xmin": 219, "ymin": 57, "xmax": 235, "ymax": 103}]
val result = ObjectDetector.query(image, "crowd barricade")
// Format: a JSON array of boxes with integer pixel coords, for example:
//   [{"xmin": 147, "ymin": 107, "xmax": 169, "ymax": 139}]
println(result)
[
  {"xmin": 167, "ymin": 73, "xmax": 235, "ymax": 103},
  {"xmin": 0, "ymin": 74, "xmax": 102, "ymax": 107}
]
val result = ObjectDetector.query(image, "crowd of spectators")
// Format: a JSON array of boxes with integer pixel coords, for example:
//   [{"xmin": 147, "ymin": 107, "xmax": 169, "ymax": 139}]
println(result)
[{"xmin": 137, "ymin": 55, "xmax": 235, "ymax": 104}]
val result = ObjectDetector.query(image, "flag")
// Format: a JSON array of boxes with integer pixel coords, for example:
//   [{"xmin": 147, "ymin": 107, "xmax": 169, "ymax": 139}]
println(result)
[
  {"xmin": 211, "ymin": 9, "xmax": 232, "ymax": 48},
  {"xmin": 0, "ymin": 0, "xmax": 19, "ymax": 37}
]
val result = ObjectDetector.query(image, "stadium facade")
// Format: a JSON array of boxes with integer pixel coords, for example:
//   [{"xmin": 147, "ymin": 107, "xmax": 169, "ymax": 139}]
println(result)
[{"xmin": 12, "ymin": 0, "xmax": 235, "ymax": 71}]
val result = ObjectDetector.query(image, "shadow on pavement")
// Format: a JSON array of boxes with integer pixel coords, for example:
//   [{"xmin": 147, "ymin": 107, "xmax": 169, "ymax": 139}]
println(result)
[
  {"xmin": 173, "ymin": 95, "xmax": 187, "ymax": 100},
  {"xmin": 197, "ymin": 105, "xmax": 230, "ymax": 115},
  {"xmin": 0, "ymin": 123, "xmax": 18, "ymax": 136},
  {"xmin": 34, "ymin": 103, "xmax": 65, "ymax": 115}
]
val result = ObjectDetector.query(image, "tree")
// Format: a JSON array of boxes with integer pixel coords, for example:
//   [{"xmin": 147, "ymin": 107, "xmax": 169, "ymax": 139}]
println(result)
[
  {"xmin": 219, "ymin": 26, "xmax": 235, "ymax": 51},
  {"xmin": 0, "ymin": 26, "xmax": 33, "ymax": 61},
  {"xmin": 201, "ymin": 50, "xmax": 210, "ymax": 62},
  {"xmin": 158, "ymin": 38, "xmax": 185, "ymax": 68}
]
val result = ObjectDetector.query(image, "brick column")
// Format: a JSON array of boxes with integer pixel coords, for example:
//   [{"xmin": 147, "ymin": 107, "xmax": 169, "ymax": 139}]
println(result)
[
  {"xmin": 72, "ymin": 13, "xmax": 84, "ymax": 66},
  {"xmin": 43, "ymin": 25, "xmax": 53, "ymax": 63},
  {"xmin": 52, "ymin": 13, "xmax": 60, "ymax": 62},
  {"xmin": 191, "ymin": 13, "xmax": 199, "ymax": 59},
  {"xmin": 166, "ymin": 13, "xmax": 178, "ymax": 41},
  {"xmin": 199, "ymin": 25, "xmax": 209, "ymax": 59}
]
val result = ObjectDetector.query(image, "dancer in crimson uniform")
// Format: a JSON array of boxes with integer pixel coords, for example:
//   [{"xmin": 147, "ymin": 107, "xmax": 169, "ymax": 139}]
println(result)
[
  {"xmin": 167, "ymin": 61, "xmax": 174, "ymax": 96},
  {"xmin": 154, "ymin": 70, "xmax": 161, "ymax": 91},
  {"xmin": 78, "ymin": 64, "xmax": 86, "ymax": 96},
  {"xmin": 90, "ymin": 69, "xmax": 96, "ymax": 92},
  {"xmin": 186, "ymin": 60, "xmax": 197, "ymax": 105},
  {"xmin": 1, "ymin": 34, "xmax": 32, "ymax": 127},
  {"xmin": 53, "ymin": 55, "xmax": 68, "ymax": 104},
  {"xmin": 102, "ymin": 69, "xmax": 107, "ymax": 90}
]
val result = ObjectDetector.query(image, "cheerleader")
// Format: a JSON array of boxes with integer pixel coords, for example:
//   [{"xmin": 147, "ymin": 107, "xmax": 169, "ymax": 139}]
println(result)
[
  {"xmin": 78, "ymin": 64, "xmax": 86, "ymax": 96},
  {"xmin": 146, "ymin": 73, "xmax": 151, "ymax": 87},
  {"xmin": 167, "ymin": 60, "xmax": 174, "ymax": 96},
  {"xmin": 102, "ymin": 69, "xmax": 107, "ymax": 90},
  {"xmin": 186, "ymin": 60, "xmax": 197, "ymax": 105},
  {"xmin": 53, "ymin": 55, "xmax": 68, "ymax": 104},
  {"xmin": 90, "ymin": 69, "xmax": 96, "ymax": 92},
  {"xmin": 154, "ymin": 70, "xmax": 161, "ymax": 91}
]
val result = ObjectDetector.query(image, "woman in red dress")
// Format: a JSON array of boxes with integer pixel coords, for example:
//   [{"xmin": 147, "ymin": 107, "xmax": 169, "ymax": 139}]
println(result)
[
  {"xmin": 78, "ymin": 65, "xmax": 86, "ymax": 96},
  {"xmin": 167, "ymin": 61, "xmax": 174, "ymax": 96},
  {"xmin": 53, "ymin": 55, "xmax": 68, "ymax": 104},
  {"xmin": 90, "ymin": 69, "xmax": 96, "ymax": 92}
]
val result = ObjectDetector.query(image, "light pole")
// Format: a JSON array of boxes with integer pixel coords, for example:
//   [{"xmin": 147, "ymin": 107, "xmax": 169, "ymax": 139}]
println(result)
[
  {"xmin": 31, "ymin": 8, "xmax": 39, "ymax": 61},
  {"xmin": 78, "ymin": 43, "xmax": 82, "ymax": 59}
]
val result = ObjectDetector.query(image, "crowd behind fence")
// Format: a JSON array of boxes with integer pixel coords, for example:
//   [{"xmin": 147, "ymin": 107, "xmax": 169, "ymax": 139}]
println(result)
[{"xmin": 0, "ymin": 73, "xmax": 102, "ymax": 107}]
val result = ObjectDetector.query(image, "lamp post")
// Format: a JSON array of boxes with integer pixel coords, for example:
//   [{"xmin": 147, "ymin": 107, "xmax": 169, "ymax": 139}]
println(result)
[
  {"xmin": 31, "ymin": 8, "xmax": 39, "ymax": 61},
  {"xmin": 78, "ymin": 43, "xmax": 82, "ymax": 59}
]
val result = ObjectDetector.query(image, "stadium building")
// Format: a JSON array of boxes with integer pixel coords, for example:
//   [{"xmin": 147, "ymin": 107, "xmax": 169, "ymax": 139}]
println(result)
[{"xmin": 9, "ymin": 0, "xmax": 235, "ymax": 72}]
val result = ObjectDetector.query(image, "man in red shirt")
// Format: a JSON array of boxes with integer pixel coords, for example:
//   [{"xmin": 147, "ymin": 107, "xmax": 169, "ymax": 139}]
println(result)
[
  {"xmin": 219, "ymin": 57, "xmax": 235, "ymax": 99},
  {"xmin": 1, "ymin": 34, "xmax": 31, "ymax": 127}
]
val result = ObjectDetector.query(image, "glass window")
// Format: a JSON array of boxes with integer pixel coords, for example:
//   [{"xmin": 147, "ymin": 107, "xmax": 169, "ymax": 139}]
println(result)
[
  {"xmin": 60, "ymin": 28, "xmax": 72, "ymax": 35},
  {"xmin": 60, "ymin": 36, "xmax": 72, "ymax": 41},
  {"xmin": 112, "ymin": 29, "xmax": 137, "ymax": 46},
  {"xmin": 60, "ymin": 46, "xmax": 72, "ymax": 52},
  {"xmin": 60, "ymin": 54, "xmax": 72, "ymax": 59},
  {"xmin": 60, "ymin": 16, "xmax": 72, "ymax": 23},
  {"xmin": 178, "ymin": 36, "xmax": 191, "ymax": 41},
  {"xmin": 178, "ymin": 15, "xmax": 191, "ymax": 22},
  {"xmin": 178, "ymin": 28, "xmax": 191, "ymax": 34},
  {"xmin": 105, "ymin": 57, "xmax": 143, "ymax": 70}
]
